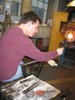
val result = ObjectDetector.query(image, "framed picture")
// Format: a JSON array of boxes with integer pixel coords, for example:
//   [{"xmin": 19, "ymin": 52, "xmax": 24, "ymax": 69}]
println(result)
[{"xmin": 60, "ymin": 21, "xmax": 67, "ymax": 34}]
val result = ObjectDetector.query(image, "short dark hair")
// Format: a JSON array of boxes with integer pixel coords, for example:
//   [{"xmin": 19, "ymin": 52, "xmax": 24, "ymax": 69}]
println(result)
[{"xmin": 19, "ymin": 11, "xmax": 42, "ymax": 24}]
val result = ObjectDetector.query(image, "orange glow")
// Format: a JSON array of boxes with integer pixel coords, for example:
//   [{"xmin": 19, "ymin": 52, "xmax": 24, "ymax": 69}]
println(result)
[
  {"xmin": 67, "ymin": 32, "xmax": 73, "ymax": 39},
  {"xmin": 65, "ymin": 30, "xmax": 75, "ymax": 42}
]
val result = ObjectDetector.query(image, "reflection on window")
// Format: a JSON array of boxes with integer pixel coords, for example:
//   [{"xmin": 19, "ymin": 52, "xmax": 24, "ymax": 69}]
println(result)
[
  {"xmin": 37, "ymin": 8, "xmax": 44, "ymax": 20},
  {"xmin": 44, "ymin": 0, "xmax": 49, "ymax": 3},
  {"xmin": 11, "ymin": 1, "xmax": 19, "ymax": 16},
  {"xmin": 0, "ymin": 0, "xmax": 5, "ymax": 14},
  {"xmin": 32, "ymin": 6, "xmax": 44, "ymax": 20},
  {"xmin": 32, "ymin": 0, "xmax": 49, "ymax": 23}
]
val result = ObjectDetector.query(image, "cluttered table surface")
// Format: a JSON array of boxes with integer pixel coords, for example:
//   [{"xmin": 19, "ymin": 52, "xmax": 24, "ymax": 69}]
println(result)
[{"xmin": 0, "ymin": 75, "xmax": 60, "ymax": 100}]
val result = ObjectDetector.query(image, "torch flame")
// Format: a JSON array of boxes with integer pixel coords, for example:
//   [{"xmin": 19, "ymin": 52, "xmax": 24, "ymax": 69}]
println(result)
[
  {"xmin": 65, "ymin": 30, "xmax": 74, "ymax": 42},
  {"xmin": 68, "ymin": 32, "xmax": 73, "ymax": 40}
]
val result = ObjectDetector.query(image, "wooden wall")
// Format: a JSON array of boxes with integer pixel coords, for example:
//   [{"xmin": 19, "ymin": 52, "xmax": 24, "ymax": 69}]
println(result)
[
  {"xmin": 21, "ymin": 0, "xmax": 32, "ymax": 14},
  {"xmin": 49, "ymin": 12, "xmax": 69, "ymax": 51}
]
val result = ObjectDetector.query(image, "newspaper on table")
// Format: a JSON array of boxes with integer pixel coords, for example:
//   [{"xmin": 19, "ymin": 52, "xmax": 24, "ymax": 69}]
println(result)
[{"xmin": 1, "ymin": 75, "xmax": 60, "ymax": 100}]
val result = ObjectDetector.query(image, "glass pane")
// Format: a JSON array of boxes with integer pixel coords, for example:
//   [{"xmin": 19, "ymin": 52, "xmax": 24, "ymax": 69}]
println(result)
[
  {"xmin": 44, "ymin": 3, "xmax": 48, "ymax": 10},
  {"xmin": 11, "ymin": 1, "xmax": 19, "ymax": 16},
  {"xmin": 31, "ymin": 0, "xmax": 49, "ymax": 23},
  {"xmin": 44, "ymin": 0, "xmax": 49, "ymax": 3},
  {"xmin": 32, "ymin": 6, "xmax": 37, "ymax": 12},
  {"xmin": 43, "ymin": 11, "xmax": 46, "ymax": 23},
  {"xmin": 38, "ymin": 1, "xmax": 43, "ymax": 8},
  {"xmin": 36, "ymin": 8, "xmax": 44, "ymax": 21},
  {"xmin": 39, "ymin": 0, "xmax": 43, "ymax": 1},
  {"xmin": 32, "ymin": 6, "xmax": 44, "ymax": 21},
  {"xmin": 32, "ymin": 0, "xmax": 38, "ymax": 6},
  {"xmin": 5, "ymin": 2, "xmax": 11, "ymax": 14},
  {"xmin": 0, "ymin": 0, "xmax": 5, "ymax": 14}
]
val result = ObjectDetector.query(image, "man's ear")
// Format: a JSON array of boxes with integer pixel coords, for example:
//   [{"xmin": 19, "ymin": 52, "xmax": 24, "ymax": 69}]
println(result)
[
  {"xmin": 28, "ymin": 22, "xmax": 32, "ymax": 30},
  {"xmin": 32, "ymin": 21, "xmax": 35, "ymax": 24},
  {"xmin": 28, "ymin": 22, "xmax": 31, "ymax": 27},
  {"xmin": 28, "ymin": 21, "xmax": 34, "ymax": 28}
]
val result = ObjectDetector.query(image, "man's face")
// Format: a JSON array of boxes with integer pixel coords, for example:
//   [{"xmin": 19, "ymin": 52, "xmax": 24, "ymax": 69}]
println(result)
[{"xmin": 27, "ymin": 20, "xmax": 40, "ymax": 37}]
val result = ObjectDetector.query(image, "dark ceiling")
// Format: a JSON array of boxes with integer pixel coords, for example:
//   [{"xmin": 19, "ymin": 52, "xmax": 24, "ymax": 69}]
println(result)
[
  {"xmin": 67, "ymin": 7, "xmax": 75, "ymax": 22},
  {"xmin": 66, "ymin": 7, "xmax": 75, "ymax": 13}
]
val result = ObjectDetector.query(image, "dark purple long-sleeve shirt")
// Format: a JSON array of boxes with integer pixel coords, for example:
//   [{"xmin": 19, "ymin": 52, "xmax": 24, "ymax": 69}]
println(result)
[{"xmin": 0, "ymin": 27, "xmax": 58, "ymax": 80}]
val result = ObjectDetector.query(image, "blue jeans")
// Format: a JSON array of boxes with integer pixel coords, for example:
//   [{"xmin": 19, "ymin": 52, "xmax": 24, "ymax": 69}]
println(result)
[{"xmin": 2, "ymin": 65, "xmax": 23, "ymax": 82}]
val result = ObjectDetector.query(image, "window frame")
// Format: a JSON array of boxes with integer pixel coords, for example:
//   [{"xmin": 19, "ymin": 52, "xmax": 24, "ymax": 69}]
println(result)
[{"xmin": 31, "ymin": 0, "xmax": 49, "ymax": 23}]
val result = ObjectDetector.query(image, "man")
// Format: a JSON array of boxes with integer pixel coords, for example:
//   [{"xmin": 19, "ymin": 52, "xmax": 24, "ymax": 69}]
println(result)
[{"xmin": 0, "ymin": 11, "xmax": 63, "ymax": 82}]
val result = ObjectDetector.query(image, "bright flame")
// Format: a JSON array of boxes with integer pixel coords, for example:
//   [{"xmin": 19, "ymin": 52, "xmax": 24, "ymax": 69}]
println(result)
[
  {"xmin": 65, "ymin": 30, "xmax": 74, "ymax": 42},
  {"xmin": 68, "ymin": 32, "xmax": 73, "ymax": 39}
]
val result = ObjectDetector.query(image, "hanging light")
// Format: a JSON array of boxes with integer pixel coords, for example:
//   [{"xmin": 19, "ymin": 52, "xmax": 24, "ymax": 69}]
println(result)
[{"xmin": 66, "ymin": 0, "xmax": 75, "ymax": 7}]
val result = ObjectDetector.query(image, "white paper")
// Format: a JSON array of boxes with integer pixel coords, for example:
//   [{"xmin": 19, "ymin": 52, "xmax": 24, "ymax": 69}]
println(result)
[{"xmin": 1, "ymin": 75, "xmax": 60, "ymax": 100}]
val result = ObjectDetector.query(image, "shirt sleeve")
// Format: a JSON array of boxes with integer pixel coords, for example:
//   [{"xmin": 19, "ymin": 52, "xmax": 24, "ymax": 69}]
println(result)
[{"xmin": 23, "ymin": 37, "xmax": 58, "ymax": 62}]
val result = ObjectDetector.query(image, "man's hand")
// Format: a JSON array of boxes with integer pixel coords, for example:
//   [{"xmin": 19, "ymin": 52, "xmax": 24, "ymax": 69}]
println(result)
[{"xmin": 56, "ymin": 47, "xmax": 64, "ymax": 56}]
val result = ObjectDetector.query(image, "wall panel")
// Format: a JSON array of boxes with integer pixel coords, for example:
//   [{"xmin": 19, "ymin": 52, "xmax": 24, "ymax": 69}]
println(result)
[{"xmin": 49, "ymin": 12, "xmax": 69, "ymax": 51}]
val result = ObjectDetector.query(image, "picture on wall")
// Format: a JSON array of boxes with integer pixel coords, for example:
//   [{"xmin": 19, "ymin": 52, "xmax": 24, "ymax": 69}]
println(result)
[{"xmin": 60, "ymin": 21, "xmax": 67, "ymax": 34}]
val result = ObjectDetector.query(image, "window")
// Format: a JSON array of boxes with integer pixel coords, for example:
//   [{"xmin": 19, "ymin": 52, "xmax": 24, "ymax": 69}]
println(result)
[
  {"xmin": 32, "ymin": 0, "xmax": 49, "ymax": 23},
  {"xmin": 0, "ymin": 0, "xmax": 22, "ymax": 23},
  {"xmin": 11, "ymin": 1, "xmax": 19, "ymax": 16},
  {"xmin": 0, "ymin": 0, "xmax": 5, "ymax": 14}
]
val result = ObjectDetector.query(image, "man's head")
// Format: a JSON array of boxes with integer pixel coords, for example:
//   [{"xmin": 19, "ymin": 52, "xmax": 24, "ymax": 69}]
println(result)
[
  {"xmin": 19, "ymin": 11, "xmax": 41, "ymax": 24},
  {"xmin": 18, "ymin": 11, "xmax": 42, "ymax": 37}
]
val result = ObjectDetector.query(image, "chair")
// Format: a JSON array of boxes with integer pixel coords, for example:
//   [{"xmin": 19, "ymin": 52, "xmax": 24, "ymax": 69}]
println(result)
[{"xmin": 21, "ymin": 59, "xmax": 44, "ymax": 77}]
